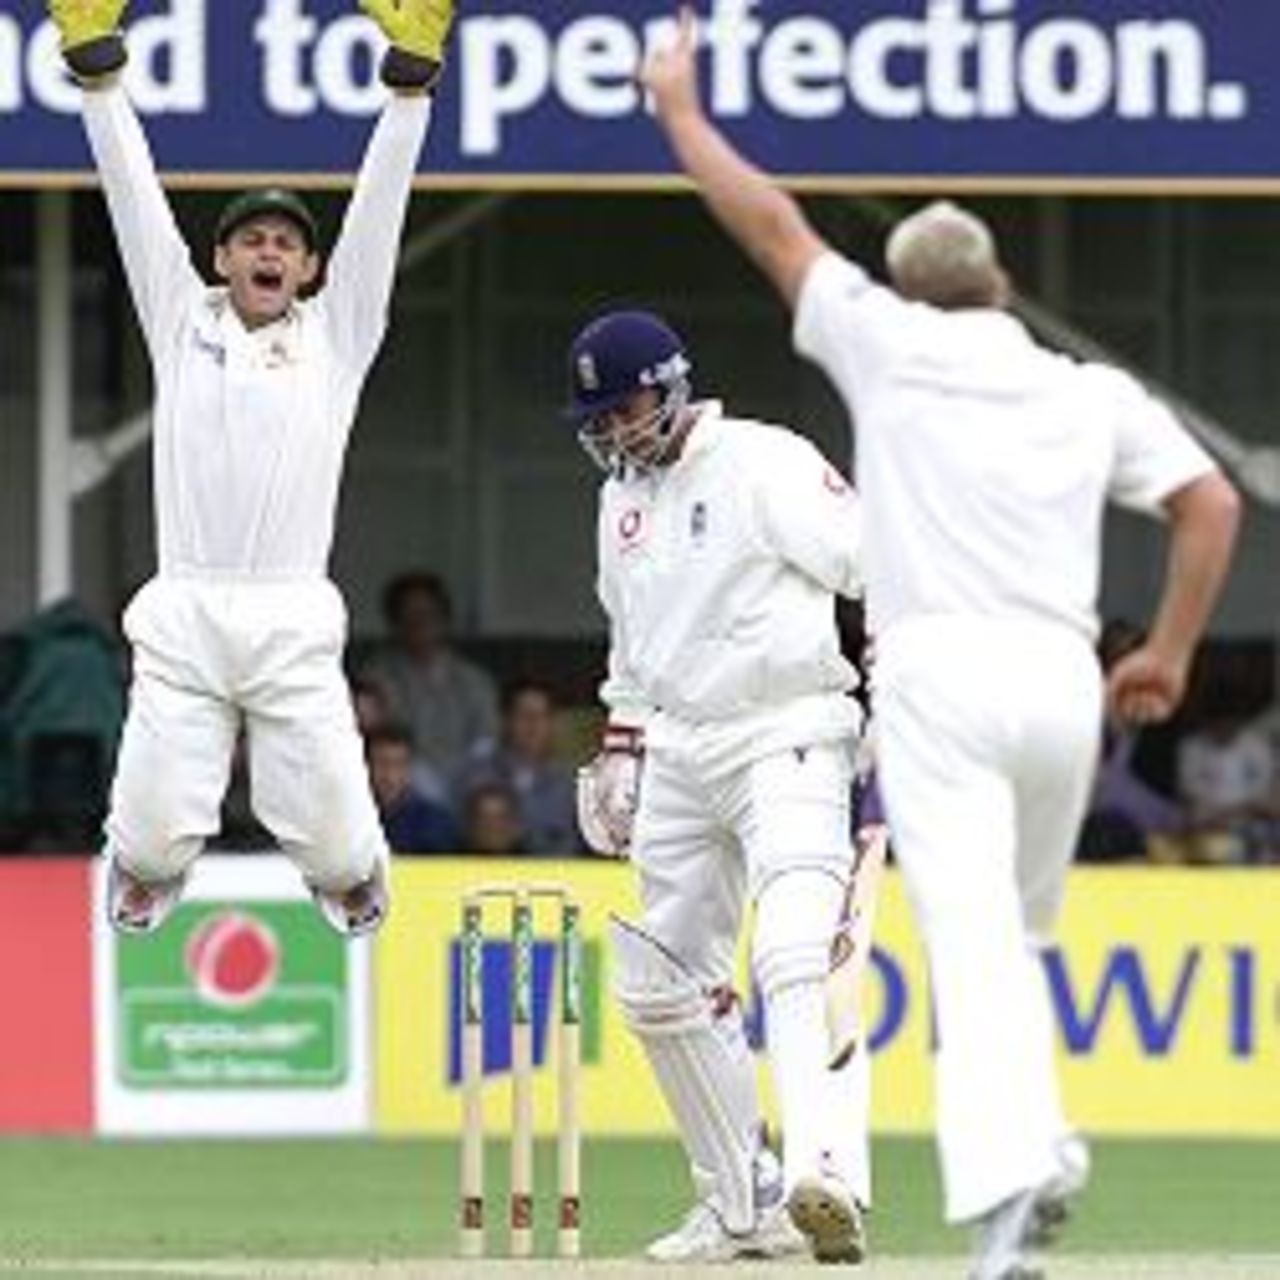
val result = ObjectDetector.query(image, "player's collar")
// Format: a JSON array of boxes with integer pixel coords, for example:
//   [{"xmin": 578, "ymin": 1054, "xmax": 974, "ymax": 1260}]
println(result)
[
  {"xmin": 671, "ymin": 400, "xmax": 725, "ymax": 468},
  {"xmin": 207, "ymin": 287, "xmax": 303, "ymax": 334}
]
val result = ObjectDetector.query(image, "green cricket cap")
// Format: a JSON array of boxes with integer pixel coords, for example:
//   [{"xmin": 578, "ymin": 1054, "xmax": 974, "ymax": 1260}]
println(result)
[{"xmin": 215, "ymin": 188, "xmax": 319, "ymax": 251}]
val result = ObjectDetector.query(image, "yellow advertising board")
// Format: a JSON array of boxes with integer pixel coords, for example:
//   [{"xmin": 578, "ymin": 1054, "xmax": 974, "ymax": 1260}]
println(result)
[
  {"xmin": 1053, "ymin": 869, "xmax": 1280, "ymax": 1134},
  {"xmin": 374, "ymin": 861, "xmax": 1280, "ymax": 1137}
]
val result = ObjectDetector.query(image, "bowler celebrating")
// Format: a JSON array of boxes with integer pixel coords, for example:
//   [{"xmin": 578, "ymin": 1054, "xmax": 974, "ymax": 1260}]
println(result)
[
  {"xmin": 641, "ymin": 10, "xmax": 1240, "ymax": 1279},
  {"xmin": 50, "ymin": 0, "xmax": 455, "ymax": 936}
]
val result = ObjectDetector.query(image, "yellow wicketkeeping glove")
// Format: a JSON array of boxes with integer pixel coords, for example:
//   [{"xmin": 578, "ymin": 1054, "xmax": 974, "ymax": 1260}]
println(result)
[
  {"xmin": 49, "ymin": 0, "xmax": 127, "ymax": 52},
  {"xmin": 360, "ymin": 0, "xmax": 455, "ymax": 64},
  {"xmin": 48, "ymin": 0, "xmax": 129, "ymax": 79}
]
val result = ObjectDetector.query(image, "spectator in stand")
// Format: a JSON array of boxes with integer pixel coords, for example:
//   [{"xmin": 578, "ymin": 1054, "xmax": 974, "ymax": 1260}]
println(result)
[
  {"xmin": 351, "ymin": 676, "xmax": 389, "ymax": 738},
  {"xmin": 350, "ymin": 675, "xmax": 449, "ymax": 805},
  {"xmin": 0, "ymin": 598, "xmax": 126, "ymax": 851},
  {"xmin": 462, "ymin": 781, "xmax": 529, "ymax": 856},
  {"xmin": 1259, "ymin": 702, "xmax": 1280, "ymax": 847},
  {"xmin": 361, "ymin": 571, "xmax": 500, "ymax": 783},
  {"xmin": 454, "ymin": 679, "xmax": 581, "ymax": 855},
  {"xmin": 366, "ymin": 724, "xmax": 461, "ymax": 854},
  {"xmin": 1176, "ymin": 714, "xmax": 1279, "ymax": 863}
]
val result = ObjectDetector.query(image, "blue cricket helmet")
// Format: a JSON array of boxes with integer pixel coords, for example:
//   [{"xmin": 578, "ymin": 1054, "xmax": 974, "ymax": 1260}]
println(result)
[{"xmin": 565, "ymin": 310, "xmax": 692, "ymax": 423}]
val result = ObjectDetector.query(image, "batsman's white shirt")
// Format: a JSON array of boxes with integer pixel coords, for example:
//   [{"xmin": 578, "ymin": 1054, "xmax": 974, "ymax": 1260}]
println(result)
[
  {"xmin": 793, "ymin": 251, "xmax": 1217, "ymax": 1224},
  {"xmin": 597, "ymin": 401, "xmax": 863, "ymax": 766},
  {"xmin": 87, "ymin": 85, "xmax": 430, "ymax": 888},
  {"xmin": 596, "ymin": 404, "xmax": 873, "ymax": 1202}
]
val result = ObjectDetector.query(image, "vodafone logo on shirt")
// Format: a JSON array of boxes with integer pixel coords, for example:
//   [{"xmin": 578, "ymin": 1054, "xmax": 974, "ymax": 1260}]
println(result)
[{"xmin": 617, "ymin": 507, "xmax": 647, "ymax": 549}]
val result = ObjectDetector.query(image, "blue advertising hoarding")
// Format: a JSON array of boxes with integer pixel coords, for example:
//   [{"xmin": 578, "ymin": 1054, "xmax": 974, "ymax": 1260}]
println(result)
[{"xmin": 2, "ymin": 1, "xmax": 1279, "ymax": 188}]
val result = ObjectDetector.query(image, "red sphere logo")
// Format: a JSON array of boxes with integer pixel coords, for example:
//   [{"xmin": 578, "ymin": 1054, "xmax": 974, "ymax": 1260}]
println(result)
[{"xmin": 185, "ymin": 912, "xmax": 280, "ymax": 1008}]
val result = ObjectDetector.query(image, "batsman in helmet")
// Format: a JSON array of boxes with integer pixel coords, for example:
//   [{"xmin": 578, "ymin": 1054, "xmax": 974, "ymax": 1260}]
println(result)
[
  {"xmin": 570, "ymin": 310, "xmax": 876, "ymax": 1264},
  {"xmin": 49, "ymin": 0, "xmax": 455, "ymax": 936}
]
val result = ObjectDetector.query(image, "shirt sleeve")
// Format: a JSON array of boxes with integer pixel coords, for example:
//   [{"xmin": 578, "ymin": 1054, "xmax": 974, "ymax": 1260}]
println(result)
[
  {"xmin": 792, "ymin": 251, "xmax": 913, "ymax": 412},
  {"xmin": 1104, "ymin": 370, "xmax": 1218, "ymax": 514},
  {"xmin": 321, "ymin": 93, "xmax": 432, "ymax": 376},
  {"xmin": 594, "ymin": 498, "xmax": 654, "ymax": 730},
  {"xmin": 752, "ymin": 433, "xmax": 863, "ymax": 600},
  {"xmin": 82, "ymin": 85, "xmax": 201, "ymax": 355}
]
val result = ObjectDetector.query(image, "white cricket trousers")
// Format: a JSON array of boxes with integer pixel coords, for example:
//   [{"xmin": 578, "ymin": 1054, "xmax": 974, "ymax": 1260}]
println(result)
[
  {"xmin": 105, "ymin": 575, "xmax": 387, "ymax": 891},
  {"xmin": 874, "ymin": 615, "xmax": 1102, "ymax": 1223},
  {"xmin": 634, "ymin": 734, "xmax": 853, "ymax": 981},
  {"xmin": 632, "ymin": 702, "xmax": 872, "ymax": 1200}
]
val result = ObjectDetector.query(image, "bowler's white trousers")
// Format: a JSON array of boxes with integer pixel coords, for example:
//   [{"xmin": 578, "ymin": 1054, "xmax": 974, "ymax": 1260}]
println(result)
[
  {"xmin": 106, "ymin": 575, "xmax": 387, "ymax": 891},
  {"xmin": 874, "ymin": 615, "xmax": 1102, "ymax": 1222}
]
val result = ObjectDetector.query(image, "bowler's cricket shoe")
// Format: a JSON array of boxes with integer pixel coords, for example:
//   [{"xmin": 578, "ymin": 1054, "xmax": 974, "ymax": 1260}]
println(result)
[
  {"xmin": 1028, "ymin": 1133, "xmax": 1090, "ymax": 1248},
  {"xmin": 969, "ymin": 1186, "xmax": 1043, "ymax": 1280},
  {"xmin": 106, "ymin": 859, "xmax": 186, "ymax": 934},
  {"xmin": 787, "ymin": 1167, "xmax": 867, "ymax": 1264},
  {"xmin": 311, "ymin": 863, "xmax": 388, "ymax": 937}
]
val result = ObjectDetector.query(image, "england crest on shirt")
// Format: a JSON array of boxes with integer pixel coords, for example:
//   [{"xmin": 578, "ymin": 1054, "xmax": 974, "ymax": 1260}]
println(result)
[{"xmin": 690, "ymin": 500, "xmax": 707, "ymax": 543}]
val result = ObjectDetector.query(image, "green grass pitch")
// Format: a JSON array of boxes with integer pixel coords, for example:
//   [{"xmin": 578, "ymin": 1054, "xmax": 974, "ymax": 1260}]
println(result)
[{"xmin": 0, "ymin": 1136, "xmax": 1276, "ymax": 1264}]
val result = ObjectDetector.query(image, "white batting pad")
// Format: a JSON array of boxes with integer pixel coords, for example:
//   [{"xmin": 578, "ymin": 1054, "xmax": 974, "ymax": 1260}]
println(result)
[
  {"xmin": 610, "ymin": 915, "xmax": 761, "ymax": 1233},
  {"xmin": 752, "ymin": 867, "xmax": 844, "ymax": 998},
  {"xmin": 753, "ymin": 870, "xmax": 872, "ymax": 1204}
]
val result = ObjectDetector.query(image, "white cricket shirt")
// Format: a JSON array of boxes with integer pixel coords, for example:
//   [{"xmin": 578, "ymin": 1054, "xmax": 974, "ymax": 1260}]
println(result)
[
  {"xmin": 794, "ymin": 253, "xmax": 1216, "ymax": 641},
  {"xmin": 596, "ymin": 402, "xmax": 862, "ymax": 730},
  {"xmin": 84, "ymin": 87, "xmax": 430, "ymax": 579}
]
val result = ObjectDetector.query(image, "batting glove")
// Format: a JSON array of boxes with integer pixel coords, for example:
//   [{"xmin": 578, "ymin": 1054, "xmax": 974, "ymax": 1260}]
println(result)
[
  {"xmin": 575, "ymin": 724, "xmax": 644, "ymax": 858},
  {"xmin": 48, "ymin": 0, "xmax": 129, "ymax": 81},
  {"xmin": 359, "ymin": 0, "xmax": 456, "ymax": 92}
]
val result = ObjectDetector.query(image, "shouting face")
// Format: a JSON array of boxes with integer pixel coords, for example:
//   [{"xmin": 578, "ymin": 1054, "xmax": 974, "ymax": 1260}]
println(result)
[{"xmin": 215, "ymin": 215, "xmax": 319, "ymax": 329}]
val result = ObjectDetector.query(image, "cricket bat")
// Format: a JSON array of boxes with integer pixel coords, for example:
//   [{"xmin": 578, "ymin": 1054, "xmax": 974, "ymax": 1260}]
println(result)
[{"xmin": 825, "ymin": 823, "xmax": 889, "ymax": 1070}]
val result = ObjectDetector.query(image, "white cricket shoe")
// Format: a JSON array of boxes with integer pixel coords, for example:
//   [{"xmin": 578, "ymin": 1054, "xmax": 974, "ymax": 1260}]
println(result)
[
  {"xmin": 970, "ymin": 1136, "xmax": 1089, "ymax": 1279},
  {"xmin": 788, "ymin": 1167, "xmax": 867, "ymax": 1264},
  {"xmin": 969, "ymin": 1187, "xmax": 1043, "ymax": 1280},
  {"xmin": 644, "ymin": 1198, "xmax": 805, "ymax": 1263},
  {"xmin": 311, "ymin": 863, "xmax": 388, "ymax": 937},
  {"xmin": 106, "ymin": 859, "xmax": 186, "ymax": 934},
  {"xmin": 1028, "ymin": 1133, "xmax": 1090, "ymax": 1247},
  {"xmin": 646, "ymin": 1146, "xmax": 805, "ymax": 1264}
]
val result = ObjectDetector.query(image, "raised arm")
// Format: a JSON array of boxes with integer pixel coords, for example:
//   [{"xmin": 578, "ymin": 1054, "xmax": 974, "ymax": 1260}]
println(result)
[
  {"xmin": 642, "ymin": 8, "xmax": 829, "ymax": 310},
  {"xmin": 51, "ymin": 0, "xmax": 198, "ymax": 351},
  {"xmin": 322, "ymin": 0, "xmax": 454, "ymax": 372}
]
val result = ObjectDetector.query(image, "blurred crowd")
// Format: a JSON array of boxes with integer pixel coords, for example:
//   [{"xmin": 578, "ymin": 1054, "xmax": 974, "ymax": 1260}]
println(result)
[
  {"xmin": 0, "ymin": 572, "xmax": 589, "ymax": 859},
  {"xmin": 1074, "ymin": 621, "xmax": 1280, "ymax": 866},
  {"xmin": 0, "ymin": 582, "xmax": 1275, "ymax": 865}
]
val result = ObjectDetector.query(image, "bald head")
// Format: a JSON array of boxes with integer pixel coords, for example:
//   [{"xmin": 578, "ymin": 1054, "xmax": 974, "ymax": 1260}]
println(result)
[{"xmin": 885, "ymin": 201, "xmax": 1010, "ymax": 310}]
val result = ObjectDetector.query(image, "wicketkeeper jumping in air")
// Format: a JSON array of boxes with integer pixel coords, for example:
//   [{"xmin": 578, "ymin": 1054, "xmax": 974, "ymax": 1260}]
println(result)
[{"xmin": 50, "ymin": 0, "xmax": 456, "ymax": 936}]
